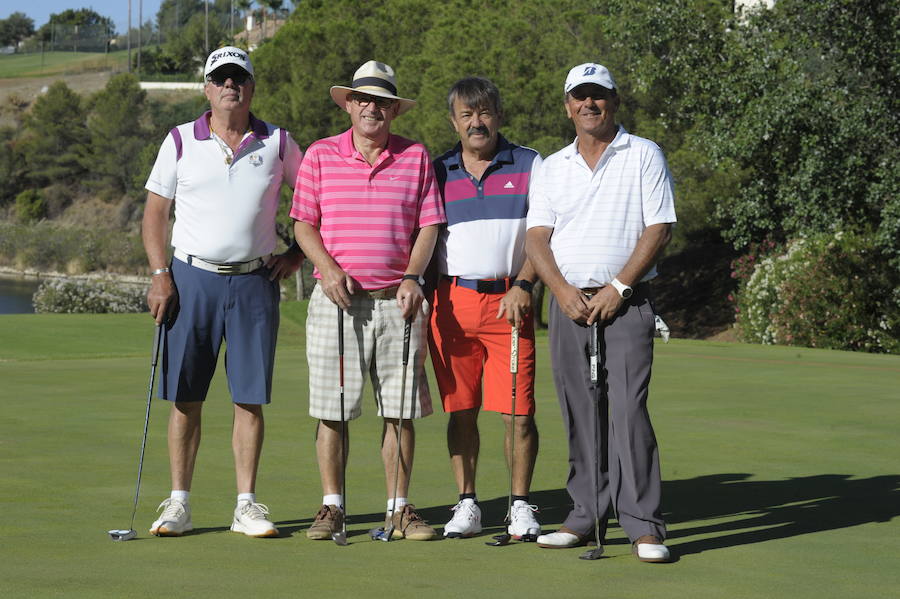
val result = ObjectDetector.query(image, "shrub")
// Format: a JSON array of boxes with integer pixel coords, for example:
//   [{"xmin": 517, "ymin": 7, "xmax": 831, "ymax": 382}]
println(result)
[
  {"xmin": 735, "ymin": 231, "xmax": 900, "ymax": 353},
  {"xmin": 32, "ymin": 278, "xmax": 148, "ymax": 314},
  {"xmin": 14, "ymin": 189, "xmax": 46, "ymax": 223}
]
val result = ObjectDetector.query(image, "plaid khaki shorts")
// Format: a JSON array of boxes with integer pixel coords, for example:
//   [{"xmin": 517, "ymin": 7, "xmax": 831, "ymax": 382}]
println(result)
[{"xmin": 306, "ymin": 284, "xmax": 433, "ymax": 421}]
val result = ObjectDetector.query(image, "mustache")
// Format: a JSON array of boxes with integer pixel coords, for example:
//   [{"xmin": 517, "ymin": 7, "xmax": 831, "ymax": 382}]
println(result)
[{"xmin": 467, "ymin": 126, "xmax": 490, "ymax": 136}]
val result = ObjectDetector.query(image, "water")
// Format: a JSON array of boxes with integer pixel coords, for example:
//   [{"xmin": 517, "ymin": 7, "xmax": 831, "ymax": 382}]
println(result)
[{"xmin": 0, "ymin": 276, "xmax": 43, "ymax": 314}]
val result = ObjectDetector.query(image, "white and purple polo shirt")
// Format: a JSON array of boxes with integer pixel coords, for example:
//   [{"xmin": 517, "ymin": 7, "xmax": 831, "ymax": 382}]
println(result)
[
  {"xmin": 145, "ymin": 111, "xmax": 303, "ymax": 263},
  {"xmin": 290, "ymin": 128, "xmax": 446, "ymax": 290},
  {"xmin": 433, "ymin": 135, "xmax": 542, "ymax": 279}
]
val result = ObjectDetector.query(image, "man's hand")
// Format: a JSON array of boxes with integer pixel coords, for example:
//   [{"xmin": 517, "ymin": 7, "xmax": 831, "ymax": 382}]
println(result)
[
  {"xmin": 265, "ymin": 250, "xmax": 303, "ymax": 282},
  {"xmin": 397, "ymin": 279, "xmax": 424, "ymax": 320},
  {"xmin": 320, "ymin": 264, "xmax": 356, "ymax": 309},
  {"xmin": 497, "ymin": 286, "xmax": 531, "ymax": 328},
  {"xmin": 586, "ymin": 286, "xmax": 624, "ymax": 325},
  {"xmin": 556, "ymin": 283, "xmax": 591, "ymax": 323},
  {"xmin": 147, "ymin": 273, "xmax": 178, "ymax": 324}
]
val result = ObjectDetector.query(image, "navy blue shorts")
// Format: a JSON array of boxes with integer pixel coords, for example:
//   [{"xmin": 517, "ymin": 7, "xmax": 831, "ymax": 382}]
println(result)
[{"xmin": 159, "ymin": 258, "xmax": 280, "ymax": 405}]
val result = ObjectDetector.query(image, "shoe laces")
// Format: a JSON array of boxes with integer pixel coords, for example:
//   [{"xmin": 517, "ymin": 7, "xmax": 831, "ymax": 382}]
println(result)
[
  {"xmin": 315, "ymin": 504, "xmax": 339, "ymax": 522},
  {"xmin": 450, "ymin": 500, "xmax": 478, "ymax": 520},
  {"xmin": 510, "ymin": 503, "xmax": 539, "ymax": 520},
  {"xmin": 238, "ymin": 501, "xmax": 271, "ymax": 520},
  {"xmin": 401, "ymin": 504, "xmax": 424, "ymax": 523},
  {"xmin": 156, "ymin": 498, "xmax": 186, "ymax": 520}
]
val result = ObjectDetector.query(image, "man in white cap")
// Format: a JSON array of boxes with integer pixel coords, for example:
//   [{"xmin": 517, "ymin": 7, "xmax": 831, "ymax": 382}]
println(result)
[
  {"xmin": 526, "ymin": 63, "xmax": 676, "ymax": 562},
  {"xmin": 143, "ymin": 46, "xmax": 304, "ymax": 538},
  {"xmin": 291, "ymin": 60, "xmax": 446, "ymax": 541}
]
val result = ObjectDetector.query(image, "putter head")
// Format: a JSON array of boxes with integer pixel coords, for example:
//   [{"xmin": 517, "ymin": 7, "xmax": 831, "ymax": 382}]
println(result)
[
  {"xmin": 331, "ymin": 530, "xmax": 348, "ymax": 546},
  {"xmin": 108, "ymin": 529, "xmax": 137, "ymax": 541},
  {"xmin": 520, "ymin": 529, "xmax": 539, "ymax": 543},
  {"xmin": 486, "ymin": 532, "xmax": 512, "ymax": 546},
  {"xmin": 368, "ymin": 526, "xmax": 390, "ymax": 542},
  {"xmin": 578, "ymin": 545, "xmax": 605, "ymax": 561}
]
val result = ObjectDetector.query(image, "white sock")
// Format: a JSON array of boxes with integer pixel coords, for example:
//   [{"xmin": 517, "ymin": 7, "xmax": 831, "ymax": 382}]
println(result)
[
  {"xmin": 387, "ymin": 497, "xmax": 408, "ymax": 512},
  {"xmin": 323, "ymin": 494, "xmax": 343, "ymax": 508},
  {"xmin": 237, "ymin": 492, "xmax": 256, "ymax": 506},
  {"xmin": 171, "ymin": 490, "xmax": 189, "ymax": 503}
]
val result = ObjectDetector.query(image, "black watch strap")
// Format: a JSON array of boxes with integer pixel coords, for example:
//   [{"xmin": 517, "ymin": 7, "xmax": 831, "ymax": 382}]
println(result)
[
  {"xmin": 512, "ymin": 279, "xmax": 533, "ymax": 293},
  {"xmin": 403, "ymin": 273, "xmax": 425, "ymax": 286}
]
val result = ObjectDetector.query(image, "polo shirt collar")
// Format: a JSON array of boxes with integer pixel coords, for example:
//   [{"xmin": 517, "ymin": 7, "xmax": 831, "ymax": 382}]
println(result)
[
  {"xmin": 566, "ymin": 125, "xmax": 629, "ymax": 159},
  {"xmin": 193, "ymin": 110, "xmax": 270, "ymax": 140},
  {"xmin": 446, "ymin": 133, "xmax": 515, "ymax": 169},
  {"xmin": 338, "ymin": 128, "xmax": 403, "ymax": 162}
]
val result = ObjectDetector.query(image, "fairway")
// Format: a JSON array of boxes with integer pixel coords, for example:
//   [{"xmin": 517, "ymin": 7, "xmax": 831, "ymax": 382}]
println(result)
[
  {"xmin": 1, "ymin": 305, "xmax": 898, "ymax": 598},
  {"xmin": 0, "ymin": 51, "xmax": 127, "ymax": 79}
]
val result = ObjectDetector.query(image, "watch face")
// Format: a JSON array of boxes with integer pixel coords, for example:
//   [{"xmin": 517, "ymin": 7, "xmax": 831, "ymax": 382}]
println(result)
[{"xmin": 621, "ymin": 288, "xmax": 633, "ymax": 299}]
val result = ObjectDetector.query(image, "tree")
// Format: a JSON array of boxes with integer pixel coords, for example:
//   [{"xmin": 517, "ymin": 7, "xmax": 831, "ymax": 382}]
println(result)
[
  {"xmin": 82, "ymin": 74, "xmax": 150, "ymax": 196},
  {"xmin": 37, "ymin": 8, "xmax": 115, "ymax": 40},
  {"xmin": 18, "ymin": 82, "xmax": 88, "ymax": 188},
  {"xmin": 0, "ymin": 12, "xmax": 35, "ymax": 46}
]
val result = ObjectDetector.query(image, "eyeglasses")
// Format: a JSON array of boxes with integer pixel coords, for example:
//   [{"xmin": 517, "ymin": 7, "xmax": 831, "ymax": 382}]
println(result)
[
  {"xmin": 568, "ymin": 86, "xmax": 616, "ymax": 102},
  {"xmin": 348, "ymin": 93, "xmax": 397, "ymax": 109},
  {"xmin": 207, "ymin": 70, "xmax": 253, "ymax": 87}
]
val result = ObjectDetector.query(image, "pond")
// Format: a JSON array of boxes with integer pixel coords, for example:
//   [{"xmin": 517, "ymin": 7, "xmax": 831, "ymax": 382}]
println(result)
[{"xmin": 0, "ymin": 276, "xmax": 43, "ymax": 314}]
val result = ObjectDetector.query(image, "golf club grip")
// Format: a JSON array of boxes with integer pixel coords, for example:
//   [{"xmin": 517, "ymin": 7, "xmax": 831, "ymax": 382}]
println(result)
[
  {"xmin": 151, "ymin": 323, "xmax": 162, "ymax": 367},
  {"xmin": 402, "ymin": 318, "xmax": 412, "ymax": 366},
  {"xmin": 509, "ymin": 326, "xmax": 519, "ymax": 374},
  {"xmin": 589, "ymin": 322, "xmax": 599, "ymax": 384},
  {"xmin": 337, "ymin": 306, "xmax": 344, "ymax": 356}
]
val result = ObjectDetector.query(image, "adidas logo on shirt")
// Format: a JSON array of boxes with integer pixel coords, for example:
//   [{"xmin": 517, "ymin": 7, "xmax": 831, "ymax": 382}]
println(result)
[{"xmin": 503, "ymin": 181, "xmax": 515, "ymax": 189}]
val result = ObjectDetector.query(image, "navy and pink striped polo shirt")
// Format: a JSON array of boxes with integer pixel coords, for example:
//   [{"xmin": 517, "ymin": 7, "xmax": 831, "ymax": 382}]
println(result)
[{"xmin": 433, "ymin": 135, "xmax": 542, "ymax": 280}]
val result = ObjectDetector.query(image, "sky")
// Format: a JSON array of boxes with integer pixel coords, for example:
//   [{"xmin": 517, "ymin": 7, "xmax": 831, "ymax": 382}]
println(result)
[{"xmin": 2, "ymin": 1, "xmax": 166, "ymax": 35}]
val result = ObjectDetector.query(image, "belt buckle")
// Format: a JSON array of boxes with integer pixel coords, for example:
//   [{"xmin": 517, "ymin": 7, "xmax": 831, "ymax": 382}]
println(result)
[
  {"xmin": 216, "ymin": 263, "xmax": 243, "ymax": 275},
  {"xmin": 477, "ymin": 279, "xmax": 501, "ymax": 293}
]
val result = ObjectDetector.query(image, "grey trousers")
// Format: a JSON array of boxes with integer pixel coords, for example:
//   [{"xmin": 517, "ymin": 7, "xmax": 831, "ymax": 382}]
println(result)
[{"xmin": 548, "ymin": 291, "xmax": 666, "ymax": 542}]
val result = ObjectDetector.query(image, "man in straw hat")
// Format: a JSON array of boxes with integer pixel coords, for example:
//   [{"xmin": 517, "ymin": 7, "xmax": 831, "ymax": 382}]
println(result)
[
  {"xmin": 143, "ymin": 46, "xmax": 304, "ymax": 538},
  {"xmin": 291, "ymin": 60, "xmax": 446, "ymax": 541}
]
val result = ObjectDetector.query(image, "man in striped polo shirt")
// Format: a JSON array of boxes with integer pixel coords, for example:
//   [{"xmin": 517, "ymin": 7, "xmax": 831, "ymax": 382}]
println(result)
[
  {"xmin": 526, "ymin": 63, "xmax": 676, "ymax": 562},
  {"xmin": 292, "ymin": 60, "xmax": 446, "ymax": 541},
  {"xmin": 429, "ymin": 77, "xmax": 543, "ymax": 540}
]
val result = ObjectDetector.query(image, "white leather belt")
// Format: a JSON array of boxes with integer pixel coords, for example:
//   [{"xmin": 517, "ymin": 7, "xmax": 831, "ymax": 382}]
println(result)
[{"xmin": 174, "ymin": 248, "xmax": 269, "ymax": 275}]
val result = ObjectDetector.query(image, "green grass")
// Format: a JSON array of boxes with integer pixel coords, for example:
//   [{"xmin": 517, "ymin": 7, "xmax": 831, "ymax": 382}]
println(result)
[
  {"xmin": 0, "ymin": 51, "xmax": 128, "ymax": 79},
  {"xmin": 1, "ymin": 304, "xmax": 898, "ymax": 598}
]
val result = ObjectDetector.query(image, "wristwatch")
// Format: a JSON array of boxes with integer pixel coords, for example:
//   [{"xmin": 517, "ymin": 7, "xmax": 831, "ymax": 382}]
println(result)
[
  {"xmin": 512, "ymin": 279, "xmax": 534, "ymax": 293},
  {"xmin": 403, "ymin": 274, "xmax": 425, "ymax": 286},
  {"xmin": 611, "ymin": 277, "xmax": 633, "ymax": 299}
]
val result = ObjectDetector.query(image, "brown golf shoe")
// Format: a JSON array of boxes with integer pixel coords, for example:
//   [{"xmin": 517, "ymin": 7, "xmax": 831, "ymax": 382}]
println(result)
[
  {"xmin": 387, "ymin": 504, "xmax": 436, "ymax": 540},
  {"xmin": 306, "ymin": 504, "xmax": 344, "ymax": 540}
]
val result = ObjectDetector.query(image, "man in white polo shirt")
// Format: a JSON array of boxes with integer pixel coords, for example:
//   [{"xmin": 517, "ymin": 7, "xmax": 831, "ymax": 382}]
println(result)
[
  {"xmin": 526, "ymin": 63, "xmax": 676, "ymax": 562},
  {"xmin": 142, "ymin": 46, "xmax": 304, "ymax": 538}
]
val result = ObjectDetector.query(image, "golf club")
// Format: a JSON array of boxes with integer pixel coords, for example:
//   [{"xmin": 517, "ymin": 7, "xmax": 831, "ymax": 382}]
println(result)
[
  {"xmin": 369, "ymin": 317, "xmax": 412, "ymax": 542},
  {"xmin": 487, "ymin": 325, "xmax": 523, "ymax": 546},
  {"xmin": 109, "ymin": 322, "xmax": 163, "ymax": 542},
  {"xmin": 332, "ymin": 306, "xmax": 348, "ymax": 546},
  {"xmin": 579, "ymin": 320, "xmax": 605, "ymax": 561}
]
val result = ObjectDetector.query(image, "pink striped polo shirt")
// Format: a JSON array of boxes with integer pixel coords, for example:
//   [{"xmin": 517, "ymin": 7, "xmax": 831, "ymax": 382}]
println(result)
[{"xmin": 291, "ymin": 128, "xmax": 446, "ymax": 290}]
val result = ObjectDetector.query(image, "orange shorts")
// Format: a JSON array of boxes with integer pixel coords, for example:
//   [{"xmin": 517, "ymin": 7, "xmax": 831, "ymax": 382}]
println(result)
[{"xmin": 428, "ymin": 278, "xmax": 536, "ymax": 415}]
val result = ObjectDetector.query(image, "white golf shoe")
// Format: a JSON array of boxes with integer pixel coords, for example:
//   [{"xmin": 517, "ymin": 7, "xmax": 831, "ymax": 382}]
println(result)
[
  {"xmin": 633, "ymin": 535, "xmax": 671, "ymax": 563},
  {"xmin": 508, "ymin": 500, "xmax": 541, "ymax": 540},
  {"xmin": 443, "ymin": 499, "xmax": 482, "ymax": 538},
  {"xmin": 536, "ymin": 527, "xmax": 586, "ymax": 548},
  {"xmin": 231, "ymin": 500, "xmax": 279, "ymax": 538},
  {"xmin": 150, "ymin": 497, "xmax": 193, "ymax": 536}
]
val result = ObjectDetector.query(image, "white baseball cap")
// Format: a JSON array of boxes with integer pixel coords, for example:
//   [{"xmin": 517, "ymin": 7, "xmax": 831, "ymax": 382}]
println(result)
[
  {"xmin": 204, "ymin": 46, "xmax": 254, "ymax": 78},
  {"xmin": 564, "ymin": 63, "xmax": 616, "ymax": 94}
]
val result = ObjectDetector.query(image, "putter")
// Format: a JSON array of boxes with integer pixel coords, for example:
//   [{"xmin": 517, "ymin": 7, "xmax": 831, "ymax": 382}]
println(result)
[
  {"xmin": 332, "ymin": 306, "xmax": 349, "ymax": 546},
  {"xmin": 369, "ymin": 317, "xmax": 412, "ymax": 542},
  {"xmin": 579, "ymin": 320, "xmax": 605, "ymax": 561},
  {"xmin": 487, "ymin": 326, "xmax": 524, "ymax": 546},
  {"xmin": 109, "ymin": 322, "xmax": 163, "ymax": 542}
]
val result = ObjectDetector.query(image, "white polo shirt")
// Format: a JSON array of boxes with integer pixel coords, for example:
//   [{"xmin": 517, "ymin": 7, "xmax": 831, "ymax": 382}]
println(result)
[
  {"xmin": 146, "ymin": 111, "xmax": 303, "ymax": 263},
  {"xmin": 526, "ymin": 126, "xmax": 676, "ymax": 288}
]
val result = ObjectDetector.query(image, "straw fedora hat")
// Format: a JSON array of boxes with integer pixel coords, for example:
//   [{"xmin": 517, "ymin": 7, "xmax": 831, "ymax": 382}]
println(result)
[{"xmin": 330, "ymin": 60, "xmax": 416, "ymax": 115}]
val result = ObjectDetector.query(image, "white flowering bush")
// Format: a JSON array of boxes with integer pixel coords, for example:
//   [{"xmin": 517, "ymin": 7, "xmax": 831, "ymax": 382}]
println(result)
[
  {"xmin": 735, "ymin": 232, "xmax": 899, "ymax": 353},
  {"xmin": 33, "ymin": 279, "xmax": 148, "ymax": 314}
]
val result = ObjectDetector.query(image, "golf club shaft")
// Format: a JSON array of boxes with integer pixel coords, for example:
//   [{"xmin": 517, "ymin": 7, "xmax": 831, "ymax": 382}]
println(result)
[
  {"xmin": 589, "ymin": 321, "xmax": 601, "ymax": 550},
  {"xmin": 128, "ymin": 322, "xmax": 162, "ymax": 530},
  {"xmin": 506, "ymin": 326, "xmax": 519, "ymax": 526},
  {"xmin": 387, "ymin": 318, "xmax": 413, "ymax": 535},
  {"xmin": 338, "ymin": 306, "xmax": 347, "ymax": 536}
]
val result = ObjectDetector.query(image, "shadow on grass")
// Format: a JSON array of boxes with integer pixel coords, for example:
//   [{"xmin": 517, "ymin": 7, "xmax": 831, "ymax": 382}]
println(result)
[{"xmin": 470, "ymin": 474, "xmax": 900, "ymax": 556}]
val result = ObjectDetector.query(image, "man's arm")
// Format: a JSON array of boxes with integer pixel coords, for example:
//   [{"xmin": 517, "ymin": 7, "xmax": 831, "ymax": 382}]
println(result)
[
  {"xmin": 585, "ymin": 222, "xmax": 672, "ymax": 324},
  {"xmin": 525, "ymin": 226, "xmax": 590, "ymax": 323},
  {"xmin": 142, "ymin": 191, "xmax": 176, "ymax": 324},
  {"xmin": 497, "ymin": 258, "xmax": 538, "ymax": 329},
  {"xmin": 293, "ymin": 220, "xmax": 355, "ymax": 309},
  {"xmin": 397, "ymin": 224, "xmax": 439, "ymax": 320}
]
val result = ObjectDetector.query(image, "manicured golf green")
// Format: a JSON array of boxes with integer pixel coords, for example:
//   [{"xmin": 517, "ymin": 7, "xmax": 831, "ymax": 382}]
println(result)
[
  {"xmin": 1, "ymin": 304, "xmax": 898, "ymax": 598},
  {"xmin": 0, "ymin": 51, "xmax": 128, "ymax": 79}
]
